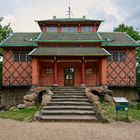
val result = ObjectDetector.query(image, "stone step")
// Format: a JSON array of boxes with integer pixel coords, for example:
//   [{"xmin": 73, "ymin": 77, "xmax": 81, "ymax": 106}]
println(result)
[
  {"xmin": 47, "ymin": 101, "xmax": 91, "ymax": 106},
  {"xmin": 41, "ymin": 115, "xmax": 97, "ymax": 121},
  {"xmin": 53, "ymin": 86, "xmax": 84, "ymax": 89},
  {"xmin": 54, "ymin": 92, "xmax": 85, "ymax": 96},
  {"xmin": 52, "ymin": 89, "xmax": 85, "ymax": 92},
  {"xmin": 42, "ymin": 105, "xmax": 93, "ymax": 110},
  {"xmin": 51, "ymin": 98, "xmax": 89, "ymax": 102},
  {"xmin": 41, "ymin": 110, "xmax": 95, "ymax": 115},
  {"xmin": 53, "ymin": 90, "xmax": 85, "ymax": 93},
  {"xmin": 52, "ymin": 95, "xmax": 86, "ymax": 98}
]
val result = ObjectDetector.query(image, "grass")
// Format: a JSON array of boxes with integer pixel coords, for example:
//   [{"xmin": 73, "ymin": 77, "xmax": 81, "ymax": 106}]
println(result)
[
  {"xmin": 0, "ymin": 105, "xmax": 40, "ymax": 121},
  {"xmin": 101, "ymin": 102, "xmax": 140, "ymax": 122}
]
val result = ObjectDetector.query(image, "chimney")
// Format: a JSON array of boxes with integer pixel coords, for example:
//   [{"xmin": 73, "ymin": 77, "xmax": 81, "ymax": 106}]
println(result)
[
  {"xmin": 53, "ymin": 16, "xmax": 56, "ymax": 19},
  {"xmin": 83, "ymin": 15, "xmax": 86, "ymax": 19}
]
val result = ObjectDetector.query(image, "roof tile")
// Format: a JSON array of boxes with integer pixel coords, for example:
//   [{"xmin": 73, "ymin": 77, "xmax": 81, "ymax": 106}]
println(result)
[
  {"xmin": 0, "ymin": 32, "xmax": 40, "ymax": 47},
  {"xmin": 29, "ymin": 47, "xmax": 110, "ymax": 56}
]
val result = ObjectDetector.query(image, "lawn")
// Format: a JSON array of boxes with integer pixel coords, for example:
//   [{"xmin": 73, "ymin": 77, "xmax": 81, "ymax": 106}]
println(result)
[
  {"xmin": 101, "ymin": 102, "xmax": 140, "ymax": 122},
  {"xmin": 0, "ymin": 105, "xmax": 40, "ymax": 121}
]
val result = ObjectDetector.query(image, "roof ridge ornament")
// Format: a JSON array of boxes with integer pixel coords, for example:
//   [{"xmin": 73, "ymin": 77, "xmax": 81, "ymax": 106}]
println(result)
[{"xmin": 65, "ymin": 2, "xmax": 73, "ymax": 19}]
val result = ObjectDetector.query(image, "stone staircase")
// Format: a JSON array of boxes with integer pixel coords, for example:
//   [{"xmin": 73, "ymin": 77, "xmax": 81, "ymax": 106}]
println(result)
[{"xmin": 37, "ymin": 87, "xmax": 98, "ymax": 121}]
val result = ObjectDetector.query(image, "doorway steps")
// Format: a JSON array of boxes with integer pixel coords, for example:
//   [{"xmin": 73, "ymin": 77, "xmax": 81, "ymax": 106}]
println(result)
[{"xmin": 36, "ymin": 87, "xmax": 98, "ymax": 121}]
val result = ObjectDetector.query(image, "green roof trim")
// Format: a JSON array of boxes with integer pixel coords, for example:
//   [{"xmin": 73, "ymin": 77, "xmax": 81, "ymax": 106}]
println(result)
[
  {"xmin": 0, "ymin": 44, "xmax": 37, "ymax": 47},
  {"xmin": 102, "ymin": 44, "xmax": 140, "ymax": 47},
  {"xmin": 29, "ymin": 47, "xmax": 111, "ymax": 56},
  {"xmin": 36, "ymin": 40, "xmax": 105, "ymax": 43}
]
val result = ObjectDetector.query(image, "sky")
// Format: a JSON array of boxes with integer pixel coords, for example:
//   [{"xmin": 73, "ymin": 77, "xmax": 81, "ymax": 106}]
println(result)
[{"xmin": 0, "ymin": 0, "xmax": 140, "ymax": 32}]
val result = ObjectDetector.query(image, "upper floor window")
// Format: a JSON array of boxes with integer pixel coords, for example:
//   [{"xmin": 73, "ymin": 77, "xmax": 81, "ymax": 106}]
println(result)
[
  {"xmin": 113, "ymin": 52, "xmax": 119, "ymax": 61},
  {"xmin": 61, "ymin": 27, "xmax": 77, "ymax": 32},
  {"xmin": 81, "ymin": 26, "xmax": 92, "ymax": 32},
  {"xmin": 107, "ymin": 52, "xmax": 126, "ymax": 62},
  {"xmin": 120, "ymin": 52, "xmax": 126, "ymax": 62},
  {"xmin": 13, "ymin": 52, "xmax": 32, "ymax": 62},
  {"xmin": 47, "ymin": 27, "xmax": 57, "ymax": 32}
]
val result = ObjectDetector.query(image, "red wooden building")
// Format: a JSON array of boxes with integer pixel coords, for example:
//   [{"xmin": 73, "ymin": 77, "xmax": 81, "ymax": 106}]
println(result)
[{"xmin": 0, "ymin": 17, "xmax": 139, "ymax": 88}]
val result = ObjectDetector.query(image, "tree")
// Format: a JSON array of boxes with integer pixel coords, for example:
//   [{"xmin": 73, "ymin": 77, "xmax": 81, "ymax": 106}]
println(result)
[{"xmin": 0, "ymin": 17, "xmax": 13, "ymax": 43}]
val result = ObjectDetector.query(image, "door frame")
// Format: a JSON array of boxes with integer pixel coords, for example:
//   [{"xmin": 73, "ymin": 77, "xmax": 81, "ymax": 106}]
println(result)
[{"xmin": 64, "ymin": 67, "xmax": 75, "ymax": 86}]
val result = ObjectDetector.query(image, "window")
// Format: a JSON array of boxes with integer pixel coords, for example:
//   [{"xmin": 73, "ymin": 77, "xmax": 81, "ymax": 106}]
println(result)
[
  {"xmin": 47, "ymin": 27, "xmax": 57, "ymax": 32},
  {"xmin": 113, "ymin": 52, "xmax": 119, "ymax": 61},
  {"xmin": 107, "ymin": 52, "xmax": 113, "ymax": 61},
  {"xmin": 107, "ymin": 52, "xmax": 126, "ymax": 62},
  {"xmin": 120, "ymin": 52, "xmax": 126, "ymax": 62},
  {"xmin": 61, "ymin": 27, "xmax": 77, "ymax": 32},
  {"xmin": 81, "ymin": 26, "xmax": 92, "ymax": 32},
  {"xmin": 46, "ymin": 68, "xmax": 53, "ymax": 74},
  {"xmin": 13, "ymin": 52, "xmax": 32, "ymax": 62}
]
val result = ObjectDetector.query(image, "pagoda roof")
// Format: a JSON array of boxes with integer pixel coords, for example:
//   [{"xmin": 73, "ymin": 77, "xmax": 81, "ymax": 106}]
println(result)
[
  {"xmin": 37, "ymin": 32, "xmax": 104, "ymax": 43},
  {"xmin": 99, "ymin": 32, "xmax": 140, "ymax": 47},
  {"xmin": 0, "ymin": 32, "xmax": 139, "ymax": 47},
  {"xmin": 35, "ymin": 18, "xmax": 104, "ymax": 25},
  {"xmin": 0, "ymin": 32, "xmax": 39, "ymax": 47},
  {"xmin": 29, "ymin": 47, "xmax": 110, "ymax": 56}
]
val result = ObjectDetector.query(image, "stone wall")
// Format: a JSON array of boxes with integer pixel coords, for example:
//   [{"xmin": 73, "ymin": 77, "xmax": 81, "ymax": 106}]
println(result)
[
  {"xmin": 109, "ymin": 87, "xmax": 138, "ymax": 102},
  {"xmin": 0, "ymin": 86, "xmax": 30, "ymax": 107}
]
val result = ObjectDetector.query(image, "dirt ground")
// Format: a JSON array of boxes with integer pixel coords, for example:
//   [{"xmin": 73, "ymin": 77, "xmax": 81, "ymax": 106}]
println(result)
[{"xmin": 0, "ymin": 119, "xmax": 140, "ymax": 140}]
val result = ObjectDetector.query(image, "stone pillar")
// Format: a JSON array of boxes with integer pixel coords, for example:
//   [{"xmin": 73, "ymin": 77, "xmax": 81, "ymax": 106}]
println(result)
[
  {"xmin": 100, "ymin": 58, "xmax": 107, "ymax": 85},
  {"xmin": 53, "ymin": 57, "xmax": 58, "ymax": 86},
  {"xmin": 81, "ymin": 58, "xmax": 86, "ymax": 86},
  {"xmin": 32, "ymin": 58, "xmax": 39, "ymax": 85}
]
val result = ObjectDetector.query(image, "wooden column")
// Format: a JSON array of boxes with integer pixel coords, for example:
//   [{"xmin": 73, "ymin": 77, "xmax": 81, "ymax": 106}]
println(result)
[
  {"xmin": 81, "ymin": 57, "xmax": 86, "ymax": 86},
  {"xmin": 42, "ymin": 24, "xmax": 46, "ymax": 32},
  {"xmin": 32, "ymin": 58, "xmax": 39, "ymax": 85},
  {"xmin": 100, "ymin": 59, "xmax": 107, "ymax": 85},
  {"xmin": 77, "ymin": 24, "xmax": 81, "ymax": 32},
  {"xmin": 53, "ymin": 57, "xmax": 58, "ymax": 86},
  {"xmin": 57, "ymin": 24, "xmax": 61, "ymax": 33}
]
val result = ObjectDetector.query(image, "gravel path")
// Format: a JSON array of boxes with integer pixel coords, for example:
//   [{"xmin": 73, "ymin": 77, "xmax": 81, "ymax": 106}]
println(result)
[{"xmin": 0, "ymin": 119, "xmax": 140, "ymax": 140}]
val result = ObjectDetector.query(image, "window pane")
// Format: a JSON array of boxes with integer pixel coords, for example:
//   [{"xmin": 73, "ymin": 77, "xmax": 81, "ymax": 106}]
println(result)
[
  {"xmin": 113, "ymin": 52, "xmax": 118, "ymax": 61},
  {"xmin": 107, "ymin": 52, "xmax": 112, "ymax": 61},
  {"xmin": 27, "ymin": 55, "xmax": 32, "ymax": 61},
  {"xmin": 107, "ymin": 56, "xmax": 112, "ymax": 61},
  {"xmin": 47, "ymin": 27, "xmax": 57, "ymax": 32},
  {"xmin": 20, "ymin": 53, "xmax": 26, "ymax": 61},
  {"xmin": 120, "ymin": 52, "xmax": 125, "ymax": 62},
  {"xmin": 62, "ymin": 27, "xmax": 77, "ymax": 32},
  {"xmin": 81, "ymin": 26, "xmax": 92, "ymax": 32},
  {"xmin": 13, "ymin": 53, "xmax": 19, "ymax": 61}
]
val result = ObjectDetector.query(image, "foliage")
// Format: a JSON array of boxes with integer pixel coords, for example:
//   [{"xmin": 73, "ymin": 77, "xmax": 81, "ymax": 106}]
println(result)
[
  {"xmin": 101, "ymin": 103, "xmax": 140, "ymax": 122},
  {"xmin": 0, "ymin": 17, "xmax": 13, "ymax": 56},
  {"xmin": 0, "ymin": 105, "xmax": 40, "ymax": 121},
  {"xmin": 0, "ymin": 62, "xmax": 2, "ymax": 86},
  {"xmin": 0, "ymin": 17, "xmax": 13, "ymax": 43}
]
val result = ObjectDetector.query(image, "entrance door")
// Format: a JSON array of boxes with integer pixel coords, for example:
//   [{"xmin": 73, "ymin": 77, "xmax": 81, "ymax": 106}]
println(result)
[{"xmin": 64, "ymin": 67, "xmax": 74, "ymax": 86}]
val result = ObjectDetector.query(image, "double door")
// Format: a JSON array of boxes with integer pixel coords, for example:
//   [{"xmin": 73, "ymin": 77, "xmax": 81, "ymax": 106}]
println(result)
[{"xmin": 64, "ymin": 67, "xmax": 74, "ymax": 86}]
